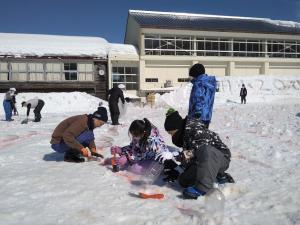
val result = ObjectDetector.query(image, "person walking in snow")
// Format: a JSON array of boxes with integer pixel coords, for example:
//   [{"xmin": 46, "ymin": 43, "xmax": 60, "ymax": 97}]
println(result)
[
  {"xmin": 3, "ymin": 87, "xmax": 16, "ymax": 121},
  {"xmin": 240, "ymin": 84, "xmax": 247, "ymax": 104},
  {"xmin": 108, "ymin": 84, "xmax": 125, "ymax": 125},
  {"xmin": 188, "ymin": 63, "xmax": 217, "ymax": 128},
  {"xmin": 11, "ymin": 93, "xmax": 18, "ymax": 116},
  {"xmin": 50, "ymin": 107, "xmax": 108, "ymax": 163},
  {"xmin": 164, "ymin": 108, "xmax": 234, "ymax": 199},
  {"xmin": 21, "ymin": 98, "xmax": 45, "ymax": 122},
  {"xmin": 111, "ymin": 118, "xmax": 180, "ymax": 182}
]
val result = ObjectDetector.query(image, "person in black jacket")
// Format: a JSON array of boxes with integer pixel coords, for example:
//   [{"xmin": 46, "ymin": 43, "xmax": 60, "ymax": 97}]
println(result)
[
  {"xmin": 108, "ymin": 84, "xmax": 125, "ymax": 125},
  {"xmin": 240, "ymin": 84, "xmax": 247, "ymax": 104},
  {"xmin": 164, "ymin": 108, "xmax": 234, "ymax": 199}
]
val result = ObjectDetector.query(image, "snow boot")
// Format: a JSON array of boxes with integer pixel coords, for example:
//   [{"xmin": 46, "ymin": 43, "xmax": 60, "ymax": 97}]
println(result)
[
  {"xmin": 182, "ymin": 186, "xmax": 206, "ymax": 200},
  {"xmin": 64, "ymin": 150, "xmax": 85, "ymax": 163},
  {"xmin": 216, "ymin": 172, "xmax": 235, "ymax": 184}
]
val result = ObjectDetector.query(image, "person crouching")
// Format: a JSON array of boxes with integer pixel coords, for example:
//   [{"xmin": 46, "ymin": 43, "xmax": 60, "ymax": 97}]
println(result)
[
  {"xmin": 164, "ymin": 108, "xmax": 234, "ymax": 199},
  {"xmin": 50, "ymin": 107, "xmax": 108, "ymax": 163}
]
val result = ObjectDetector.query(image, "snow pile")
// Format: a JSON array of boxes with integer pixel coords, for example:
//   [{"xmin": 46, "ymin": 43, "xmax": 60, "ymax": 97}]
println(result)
[
  {"xmin": 155, "ymin": 75, "xmax": 300, "ymax": 109},
  {"xmin": 0, "ymin": 92, "xmax": 106, "ymax": 116}
]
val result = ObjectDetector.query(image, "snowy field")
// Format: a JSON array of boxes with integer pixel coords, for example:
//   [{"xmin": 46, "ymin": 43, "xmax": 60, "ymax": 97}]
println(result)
[{"xmin": 0, "ymin": 76, "xmax": 300, "ymax": 225}]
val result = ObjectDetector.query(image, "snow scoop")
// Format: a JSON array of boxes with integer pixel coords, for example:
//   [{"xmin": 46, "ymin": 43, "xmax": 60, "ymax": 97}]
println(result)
[{"xmin": 139, "ymin": 192, "xmax": 164, "ymax": 199}]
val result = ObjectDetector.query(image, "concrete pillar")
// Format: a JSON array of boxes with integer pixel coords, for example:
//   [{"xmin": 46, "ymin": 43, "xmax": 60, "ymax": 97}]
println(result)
[
  {"xmin": 140, "ymin": 33, "xmax": 145, "ymax": 56},
  {"xmin": 227, "ymin": 61, "xmax": 235, "ymax": 76},
  {"xmin": 261, "ymin": 62, "xmax": 270, "ymax": 75},
  {"xmin": 139, "ymin": 60, "xmax": 145, "ymax": 90}
]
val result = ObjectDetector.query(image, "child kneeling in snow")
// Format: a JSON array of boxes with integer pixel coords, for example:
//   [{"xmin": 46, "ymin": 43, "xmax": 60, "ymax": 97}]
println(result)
[
  {"xmin": 164, "ymin": 108, "xmax": 235, "ymax": 199},
  {"xmin": 50, "ymin": 107, "xmax": 108, "ymax": 163},
  {"xmin": 111, "ymin": 118, "xmax": 180, "ymax": 182}
]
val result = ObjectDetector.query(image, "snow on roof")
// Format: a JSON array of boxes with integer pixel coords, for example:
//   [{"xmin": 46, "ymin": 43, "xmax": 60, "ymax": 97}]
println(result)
[
  {"xmin": 108, "ymin": 43, "xmax": 138, "ymax": 57},
  {"xmin": 0, "ymin": 33, "xmax": 110, "ymax": 58},
  {"xmin": 129, "ymin": 10, "xmax": 300, "ymax": 30}
]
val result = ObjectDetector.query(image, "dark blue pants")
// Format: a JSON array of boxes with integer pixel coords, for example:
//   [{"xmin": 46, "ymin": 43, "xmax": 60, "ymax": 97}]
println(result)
[
  {"xmin": 3, "ymin": 100, "xmax": 12, "ymax": 121},
  {"xmin": 51, "ymin": 130, "xmax": 94, "ymax": 153}
]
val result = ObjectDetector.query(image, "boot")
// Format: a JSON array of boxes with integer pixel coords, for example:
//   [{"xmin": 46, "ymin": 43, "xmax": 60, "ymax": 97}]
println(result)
[{"xmin": 64, "ymin": 149, "xmax": 85, "ymax": 163}]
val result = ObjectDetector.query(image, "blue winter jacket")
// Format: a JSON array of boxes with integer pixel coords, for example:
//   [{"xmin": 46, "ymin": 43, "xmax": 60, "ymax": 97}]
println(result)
[{"xmin": 188, "ymin": 74, "xmax": 216, "ymax": 122}]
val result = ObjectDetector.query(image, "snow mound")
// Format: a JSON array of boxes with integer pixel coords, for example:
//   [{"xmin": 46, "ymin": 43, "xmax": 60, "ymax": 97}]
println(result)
[
  {"xmin": 0, "ymin": 92, "xmax": 106, "ymax": 115},
  {"xmin": 155, "ymin": 75, "xmax": 300, "ymax": 109}
]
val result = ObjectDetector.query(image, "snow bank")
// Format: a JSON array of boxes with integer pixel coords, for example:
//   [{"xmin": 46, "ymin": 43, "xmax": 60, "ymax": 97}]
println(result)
[
  {"xmin": 155, "ymin": 75, "xmax": 300, "ymax": 109},
  {"xmin": 0, "ymin": 92, "xmax": 106, "ymax": 116}
]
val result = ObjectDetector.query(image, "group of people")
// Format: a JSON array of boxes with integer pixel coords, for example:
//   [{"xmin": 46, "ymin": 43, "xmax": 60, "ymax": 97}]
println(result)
[
  {"xmin": 2, "ymin": 87, "xmax": 45, "ymax": 122},
  {"xmin": 49, "ymin": 63, "xmax": 234, "ymax": 200}
]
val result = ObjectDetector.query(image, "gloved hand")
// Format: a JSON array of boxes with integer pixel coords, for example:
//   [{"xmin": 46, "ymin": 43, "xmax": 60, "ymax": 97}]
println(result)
[
  {"xmin": 117, "ymin": 156, "xmax": 127, "ymax": 167},
  {"xmin": 194, "ymin": 112, "xmax": 201, "ymax": 119},
  {"xmin": 163, "ymin": 169, "xmax": 179, "ymax": 183},
  {"xmin": 110, "ymin": 146, "xmax": 122, "ymax": 155},
  {"xmin": 155, "ymin": 151, "xmax": 174, "ymax": 164},
  {"xmin": 81, "ymin": 147, "xmax": 92, "ymax": 158}
]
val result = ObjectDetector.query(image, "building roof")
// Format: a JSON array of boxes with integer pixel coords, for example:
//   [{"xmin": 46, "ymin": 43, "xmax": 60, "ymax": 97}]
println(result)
[
  {"xmin": 128, "ymin": 10, "xmax": 300, "ymax": 35},
  {"xmin": 0, "ymin": 33, "xmax": 138, "ymax": 59},
  {"xmin": 108, "ymin": 43, "xmax": 138, "ymax": 57}
]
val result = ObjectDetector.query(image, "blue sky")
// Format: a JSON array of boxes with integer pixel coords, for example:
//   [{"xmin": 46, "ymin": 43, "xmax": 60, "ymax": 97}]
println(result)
[{"xmin": 1, "ymin": 0, "xmax": 299, "ymax": 43}]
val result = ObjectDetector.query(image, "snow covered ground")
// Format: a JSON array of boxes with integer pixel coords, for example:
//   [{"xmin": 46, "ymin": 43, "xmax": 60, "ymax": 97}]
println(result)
[{"xmin": 0, "ymin": 76, "xmax": 300, "ymax": 225}]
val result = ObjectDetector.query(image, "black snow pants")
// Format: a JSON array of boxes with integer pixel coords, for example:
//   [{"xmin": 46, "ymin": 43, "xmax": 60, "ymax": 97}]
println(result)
[
  {"xmin": 34, "ymin": 100, "xmax": 45, "ymax": 122},
  {"xmin": 178, "ymin": 145, "xmax": 230, "ymax": 193},
  {"xmin": 109, "ymin": 101, "xmax": 120, "ymax": 125},
  {"xmin": 241, "ymin": 96, "xmax": 246, "ymax": 104}
]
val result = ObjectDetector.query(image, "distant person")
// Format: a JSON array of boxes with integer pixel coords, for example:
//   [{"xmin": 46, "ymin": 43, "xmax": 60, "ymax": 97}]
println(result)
[
  {"xmin": 50, "ymin": 107, "xmax": 108, "ymax": 163},
  {"xmin": 21, "ymin": 98, "xmax": 45, "ymax": 122},
  {"xmin": 240, "ymin": 84, "xmax": 247, "ymax": 104},
  {"xmin": 108, "ymin": 84, "xmax": 125, "ymax": 125},
  {"xmin": 188, "ymin": 63, "xmax": 217, "ymax": 129},
  {"xmin": 3, "ymin": 87, "xmax": 16, "ymax": 121},
  {"xmin": 11, "ymin": 92, "xmax": 18, "ymax": 116}
]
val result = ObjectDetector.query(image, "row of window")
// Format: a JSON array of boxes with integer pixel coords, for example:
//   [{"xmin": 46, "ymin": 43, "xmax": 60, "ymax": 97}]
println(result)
[
  {"xmin": 0, "ymin": 62, "xmax": 94, "ymax": 81},
  {"xmin": 112, "ymin": 66, "xmax": 139, "ymax": 90},
  {"xmin": 144, "ymin": 35, "xmax": 300, "ymax": 58}
]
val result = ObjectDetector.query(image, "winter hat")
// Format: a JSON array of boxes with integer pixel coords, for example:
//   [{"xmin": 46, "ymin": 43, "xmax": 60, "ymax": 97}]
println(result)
[
  {"xmin": 92, "ymin": 107, "xmax": 108, "ymax": 122},
  {"xmin": 9, "ymin": 87, "xmax": 16, "ymax": 92},
  {"xmin": 189, "ymin": 63, "xmax": 205, "ymax": 78},
  {"xmin": 118, "ymin": 84, "xmax": 126, "ymax": 89},
  {"xmin": 164, "ymin": 109, "xmax": 183, "ymax": 131}
]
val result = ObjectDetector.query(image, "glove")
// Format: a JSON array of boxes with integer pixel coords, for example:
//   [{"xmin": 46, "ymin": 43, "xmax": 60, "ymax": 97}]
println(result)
[
  {"xmin": 110, "ymin": 146, "xmax": 122, "ymax": 155},
  {"xmin": 91, "ymin": 147, "xmax": 97, "ymax": 153},
  {"xmin": 117, "ymin": 156, "xmax": 127, "ymax": 167},
  {"xmin": 155, "ymin": 151, "xmax": 174, "ymax": 164},
  {"xmin": 81, "ymin": 147, "xmax": 92, "ymax": 158},
  {"xmin": 163, "ymin": 169, "xmax": 179, "ymax": 183},
  {"xmin": 194, "ymin": 112, "xmax": 201, "ymax": 119}
]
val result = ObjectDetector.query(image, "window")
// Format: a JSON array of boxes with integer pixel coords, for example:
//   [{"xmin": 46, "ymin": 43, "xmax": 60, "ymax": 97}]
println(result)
[
  {"xmin": 112, "ymin": 66, "xmax": 138, "ymax": 90},
  {"xmin": 28, "ymin": 63, "xmax": 44, "ymax": 81},
  {"xmin": 145, "ymin": 78, "xmax": 158, "ymax": 82},
  {"xmin": 64, "ymin": 63, "xmax": 77, "ymax": 80},
  {"xmin": 11, "ymin": 62, "xmax": 27, "ymax": 81},
  {"xmin": 178, "ymin": 78, "xmax": 190, "ymax": 82},
  {"xmin": 46, "ymin": 63, "xmax": 61, "ymax": 81},
  {"xmin": 0, "ymin": 62, "xmax": 9, "ymax": 81},
  {"xmin": 78, "ymin": 63, "xmax": 93, "ymax": 81}
]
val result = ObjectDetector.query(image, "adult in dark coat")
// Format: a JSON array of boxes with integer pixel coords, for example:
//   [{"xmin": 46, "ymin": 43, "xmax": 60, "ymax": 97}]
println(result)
[
  {"xmin": 108, "ymin": 84, "xmax": 125, "ymax": 125},
  {"xmin": 164, "ymin": 109, "xmax": 234, "ymax": 199},
  {"xmin": 240, "ymin": 84, "xmax": 247, "ymax": 104}
]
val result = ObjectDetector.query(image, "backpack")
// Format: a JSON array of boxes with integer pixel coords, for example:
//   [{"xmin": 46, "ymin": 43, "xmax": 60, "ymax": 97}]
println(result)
[{"xmin": 188, "ymin": 74, "xmax": 217, "ymax": 122}]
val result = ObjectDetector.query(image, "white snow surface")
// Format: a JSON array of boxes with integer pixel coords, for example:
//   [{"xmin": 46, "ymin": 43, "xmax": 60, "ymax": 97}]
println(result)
[
  {"xmin": 0, "ymin": 75, "xmax": 300, "ymax": 225},
  {"xmin": 0, "ymin": 33, "xmax": 138, "ymax": 58},
  {"xmin": 130, "ymin": 10, "xmax": 300, "ymax": 28}
]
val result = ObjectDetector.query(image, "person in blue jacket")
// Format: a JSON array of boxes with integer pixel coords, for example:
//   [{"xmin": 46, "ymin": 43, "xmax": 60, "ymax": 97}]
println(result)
[
  {"xmin": 3, "ymin": 88, "xmax": 16, "ymax": 121},
  {"xmin": 188, "ymin": 64, "xmax": 216, "ymax": 128}
]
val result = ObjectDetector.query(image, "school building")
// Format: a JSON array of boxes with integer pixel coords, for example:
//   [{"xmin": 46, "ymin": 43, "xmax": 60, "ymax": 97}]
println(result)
[{"xmin": 1, "ymin": 10, "xmax": 300, "ymax": 99}]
